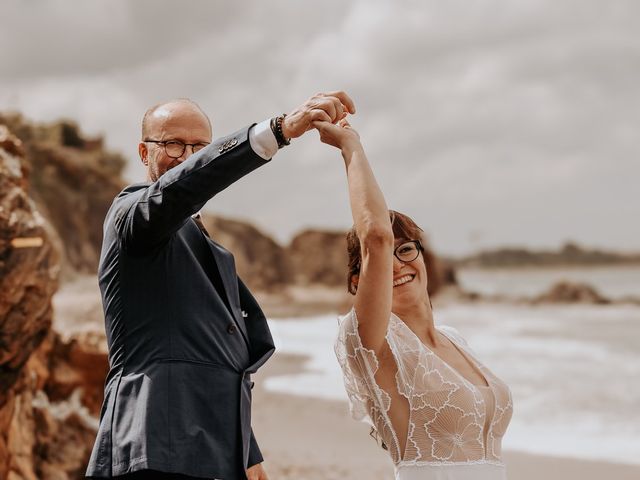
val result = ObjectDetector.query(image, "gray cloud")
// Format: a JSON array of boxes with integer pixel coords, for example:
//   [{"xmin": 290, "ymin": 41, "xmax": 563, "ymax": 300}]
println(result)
[{"xmin": 1, "ymin": 0, "xmax": 639, "ymax": 254}]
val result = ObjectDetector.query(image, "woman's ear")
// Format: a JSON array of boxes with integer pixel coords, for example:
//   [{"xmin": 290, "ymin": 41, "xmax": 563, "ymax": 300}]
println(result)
[
  {"xmin": 350, "ymin": 274, "xmax": 360, "ymax": 293},
  {"xmin": 419, "ymin": 231, "xmax": 429, "ymax": 251}
]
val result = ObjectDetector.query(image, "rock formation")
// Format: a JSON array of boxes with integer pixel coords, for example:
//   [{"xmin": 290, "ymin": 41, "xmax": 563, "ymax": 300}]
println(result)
[
  {"xmin": 202, "ymin": 214, "xmax": 292, "ymax": 292},
  {"xmin": 4, "ymin": 330, "xmax": 105, "ymax": 480},
  {"xmin": 0, "ymin": 113, "xmax": 126, "ymax": 277},
  {"xmin": 455, "ymin": 242, "xmax": 640, "ymax": 268},
  {"xmin": 0, "ymin": 124, "xmax": 59, "ymax": 413},
  {"xmin": 0, "ymin": 111, "xmax": 455, "ymax": 295},
  {"xmin": 534, "ymin": 281, "xmax": 610, "ymax": 304},
  {"xmin": 0, "ymin": 123, "xmax": 108, "ymax": 480},
  {"xmin": 287, "ymin": 229, "xmax": 348, "ymax": 287},
  {"xmin": 287, "ymin": 229, "xmax": 455, "ymax": 296},
  {"xmin": 0, "ymin": 111, "xmax": 456, "ymax": 479}
]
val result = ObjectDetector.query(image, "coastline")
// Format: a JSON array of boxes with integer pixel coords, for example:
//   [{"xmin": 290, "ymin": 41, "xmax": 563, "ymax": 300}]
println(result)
[
  {"xmin": 252, "ymin": 352, "xmax": 640, "ymax": 480},
  {"xmin": 49, "ymin": 275, "xmax": 640, "ymax": 478}
]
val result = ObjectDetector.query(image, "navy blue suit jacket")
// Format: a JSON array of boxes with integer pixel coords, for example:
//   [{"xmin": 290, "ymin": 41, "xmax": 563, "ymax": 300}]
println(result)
[{"xmin": 86, "ymin": 125, "xmax": 275, "ymax": 479}]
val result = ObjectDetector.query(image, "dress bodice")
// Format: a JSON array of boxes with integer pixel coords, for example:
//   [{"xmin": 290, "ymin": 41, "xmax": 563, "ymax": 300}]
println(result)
[{"xmin": 335, "ymin": 309, "xmax": 513, "ymax": 479}]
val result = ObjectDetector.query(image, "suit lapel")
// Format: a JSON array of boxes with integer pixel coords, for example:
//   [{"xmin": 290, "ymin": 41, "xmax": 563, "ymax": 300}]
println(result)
[
  {"xmin": 237, "ymin": 278, "xmax": 275, "ymax": 371},
  {"xmin": 205, "ymin": 239, "xmax": 250, "ymax": 344},
  {"xmin": 187, "ymin": 217, "xmax": 249, "ymax": 345}
]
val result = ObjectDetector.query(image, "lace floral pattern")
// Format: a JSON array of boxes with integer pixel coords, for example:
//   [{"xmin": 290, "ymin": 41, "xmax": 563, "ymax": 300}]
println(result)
[{"xmin": 335, "ymin": 309, "xmax": 513, "ymax": 466}]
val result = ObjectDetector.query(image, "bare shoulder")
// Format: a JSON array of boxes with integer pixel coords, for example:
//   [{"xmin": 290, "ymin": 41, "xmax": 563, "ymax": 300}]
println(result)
[{"xmin": 438, "ymin": 325, "xmax": 469, "ymax": 346}]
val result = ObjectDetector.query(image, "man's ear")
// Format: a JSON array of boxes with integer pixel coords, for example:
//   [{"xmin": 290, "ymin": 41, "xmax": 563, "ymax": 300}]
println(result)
[{"xmin": 138, "ymin": 142, "xmax": 148, "ymax": 166}]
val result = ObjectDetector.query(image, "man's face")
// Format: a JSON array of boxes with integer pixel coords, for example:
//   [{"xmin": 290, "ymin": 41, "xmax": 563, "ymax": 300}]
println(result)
[{"xmin": 139, "ymin": 102, "xmax": 212, "ymax": 182}]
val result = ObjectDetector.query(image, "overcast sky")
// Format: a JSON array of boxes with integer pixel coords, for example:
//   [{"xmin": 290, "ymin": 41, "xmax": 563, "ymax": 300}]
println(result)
[{"xmin": 2, "ymin": 0, "xmax": 639, "ymax": 255}]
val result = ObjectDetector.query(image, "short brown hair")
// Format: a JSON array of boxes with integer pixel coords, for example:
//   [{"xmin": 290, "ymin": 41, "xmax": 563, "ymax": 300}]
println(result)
[{"xmin": 346, "ymin": 210, "xmax": 425, "ymax": 295}]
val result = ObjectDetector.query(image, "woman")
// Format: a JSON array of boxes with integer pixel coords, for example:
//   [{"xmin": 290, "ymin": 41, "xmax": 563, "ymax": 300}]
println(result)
[{"xmin": 314, "ymin": 118, "xmax": 513, "ymax": 480}]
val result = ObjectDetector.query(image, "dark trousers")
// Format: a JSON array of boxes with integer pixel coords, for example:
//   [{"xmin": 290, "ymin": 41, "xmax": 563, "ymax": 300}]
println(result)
[{"xmin": 100, "ymin": 470, "xmax": 209, "ymax": 479}]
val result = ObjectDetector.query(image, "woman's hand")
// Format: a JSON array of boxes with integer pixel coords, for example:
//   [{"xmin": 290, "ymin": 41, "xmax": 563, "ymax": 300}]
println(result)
[
  {"xmin": 282, "ymin": 91, "xmax": 356, "ymax": 139},
  {"xmin": 313, "ymin": 118, "xmax": 362, "ymax": 153}
]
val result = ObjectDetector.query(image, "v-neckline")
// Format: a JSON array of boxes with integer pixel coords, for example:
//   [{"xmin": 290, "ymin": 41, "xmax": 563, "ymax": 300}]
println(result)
[
  {"xmin": 438, "ymin": 328, "xmax": 491, "ymax": 388},
  {"xmin": 385, "ymin": 312, "xmax": 503, "ymax": 463},
  {"xmin": 391, "ymin": 313, "xmax": 490, "ymax": 388}
]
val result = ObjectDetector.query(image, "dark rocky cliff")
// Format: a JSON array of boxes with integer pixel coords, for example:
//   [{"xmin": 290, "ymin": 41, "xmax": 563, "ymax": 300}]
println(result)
[
  {"xmin": 0, "ymin": 125, "xmax": 105, "ymax": 480},
  {"xmin": 0, "ymin": 112, "xmax": 454, "ymax": 478},
  {"xmin": 202, "ymin": 214, "xmax": 292, "ymax": 292},
  {"xmin": 0, "ymin": 113, "xmax": 126, "ymax": 277}
]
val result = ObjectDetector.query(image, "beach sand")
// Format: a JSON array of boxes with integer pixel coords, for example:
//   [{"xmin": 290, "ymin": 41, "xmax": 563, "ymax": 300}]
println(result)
[
  {"xmin": 252, "ymin": 352, "xmax": 640, "ymax": 480},
  {"xmin": 51, "ymin": 276, "xmax": 640, "ymax": 479}
]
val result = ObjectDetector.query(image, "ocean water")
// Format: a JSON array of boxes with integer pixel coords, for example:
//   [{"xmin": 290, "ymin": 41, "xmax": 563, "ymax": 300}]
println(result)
[
  {"xmin": 264, "ymin": 302, "xmax": 640, "ymax": 465},
  {"xmin": 456, "ymin": 265, "xmax": 640, "ymax": 299}
]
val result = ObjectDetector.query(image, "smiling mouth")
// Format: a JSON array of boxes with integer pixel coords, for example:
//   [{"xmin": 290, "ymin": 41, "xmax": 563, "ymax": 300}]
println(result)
[{"xmin": 393, "ymin": 274, "xmax": 415, "ymax": 287}]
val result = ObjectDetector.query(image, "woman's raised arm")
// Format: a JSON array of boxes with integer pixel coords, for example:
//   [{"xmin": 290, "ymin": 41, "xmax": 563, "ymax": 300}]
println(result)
[{"xmin": 315, "ymin": 119, "xmax": 394, "ymax": 355}]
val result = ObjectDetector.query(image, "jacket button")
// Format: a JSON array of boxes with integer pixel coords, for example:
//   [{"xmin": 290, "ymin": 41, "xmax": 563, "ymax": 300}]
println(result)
[{"xmin": 227, "ymin": 324, "xmax": 237, "ymax": 334}]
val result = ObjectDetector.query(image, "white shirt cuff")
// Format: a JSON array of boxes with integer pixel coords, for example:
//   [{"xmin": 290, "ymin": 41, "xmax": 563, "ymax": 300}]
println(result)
[{"xmin": 249, "ymin": 119, "xmax": 278, "ymax": 160}]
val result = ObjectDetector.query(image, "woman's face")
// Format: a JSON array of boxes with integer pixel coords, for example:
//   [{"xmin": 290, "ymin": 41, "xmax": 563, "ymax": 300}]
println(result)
[
  {"xmin": 390, "ymin": 238, "xmax": 429, "ymax": 310},
  {"xmin": 349, "ymin": 237, "xmax": 429, "ymax": 307}
]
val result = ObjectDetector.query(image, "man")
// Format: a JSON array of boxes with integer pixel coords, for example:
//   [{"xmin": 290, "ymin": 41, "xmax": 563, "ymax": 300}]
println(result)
[{"xmin": 86, "ymin": 92, "xmax": 355, "ymax": 480}]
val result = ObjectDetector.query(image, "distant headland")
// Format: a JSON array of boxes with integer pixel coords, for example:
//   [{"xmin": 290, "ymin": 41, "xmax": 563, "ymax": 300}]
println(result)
[{"xmin": 449, "ymin": 242, "xmax": 640, "ymax": 268}]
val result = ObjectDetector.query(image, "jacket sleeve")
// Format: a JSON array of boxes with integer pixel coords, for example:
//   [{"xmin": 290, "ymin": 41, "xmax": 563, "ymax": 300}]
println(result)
[
  {"xmin": 114, "ymin": 124, "xmax": 270, "ymax": 252},
  {"xmin": 247, "ymin": 428, "xmax": 263, "ymax": 467}
]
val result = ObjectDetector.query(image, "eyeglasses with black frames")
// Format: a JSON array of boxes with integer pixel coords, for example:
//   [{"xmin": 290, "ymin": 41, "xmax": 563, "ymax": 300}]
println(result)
[
  {"xmin": 144, "ymin": 139, "xmax": 210, "ymax": 158},
  {"xmin": 394, "ymin": 240, "xmax": 423, "ymax": 263}
]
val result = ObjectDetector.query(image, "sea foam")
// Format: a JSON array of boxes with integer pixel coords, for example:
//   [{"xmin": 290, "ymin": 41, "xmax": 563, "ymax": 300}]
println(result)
[{"xmin": 264, "ymin": 302, "xmax": 640, "ymax": 465}]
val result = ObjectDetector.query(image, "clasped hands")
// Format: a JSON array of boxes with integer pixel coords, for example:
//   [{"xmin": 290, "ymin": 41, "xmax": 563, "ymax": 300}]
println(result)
[
  {"xmin": 283, "ymin": 91, "xmax": 361, "ymax": 152},
  {"xmin": 247, "ymin": 92, "xmax": 359, "ymax": 480}
]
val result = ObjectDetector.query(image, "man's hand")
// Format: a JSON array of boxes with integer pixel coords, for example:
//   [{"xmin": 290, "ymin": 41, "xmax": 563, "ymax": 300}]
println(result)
[
  {"xmin": 246, "ymin": 462, "xmax": 269, "ymax": 480},
  {"xmin": 282, "ymin": 91, "xmax": 356, "ymax": 139}
]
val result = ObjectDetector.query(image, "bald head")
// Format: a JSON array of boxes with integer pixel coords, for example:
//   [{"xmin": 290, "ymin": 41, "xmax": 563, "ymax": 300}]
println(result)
[
  {"xmin": 138, "ymin": 98, "xmax": 213, "ymax": 182},
  {"xmin": 141, "ymin": 98, "xmax": 212, "ymax": 140}
]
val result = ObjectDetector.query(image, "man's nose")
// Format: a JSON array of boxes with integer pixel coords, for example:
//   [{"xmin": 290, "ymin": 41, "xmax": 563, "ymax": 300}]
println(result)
[{"xmin": 176, "ymin": 147, "xmax": 193, "ymax": 163}]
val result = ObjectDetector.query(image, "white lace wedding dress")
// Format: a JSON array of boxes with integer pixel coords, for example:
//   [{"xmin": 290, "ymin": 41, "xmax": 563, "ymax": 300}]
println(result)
[{"xmin": 335, "ymin": 309, "xmax": 513, "ymax": 480}]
